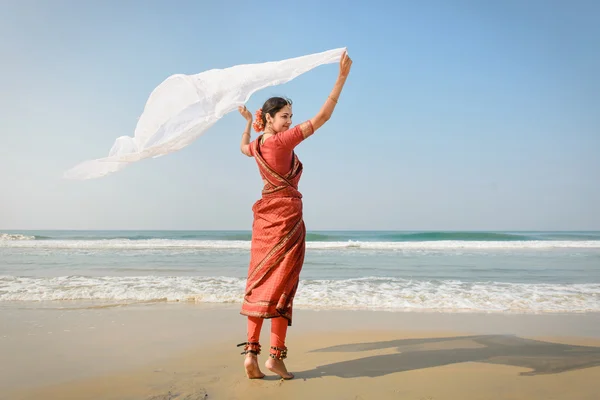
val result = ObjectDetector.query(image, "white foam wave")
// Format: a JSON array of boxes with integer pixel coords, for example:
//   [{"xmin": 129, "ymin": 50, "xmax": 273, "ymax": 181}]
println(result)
[
  {"xmin": 1, "ymin": 276, "xmax": 598, "ymax": 313},
  {"xmin": 1, "ymin": 238, "xmax": 599, "ymax": 250},
  {"xmin": 0, "ymin": 233, "xmax": 35, "ymax": 241}
]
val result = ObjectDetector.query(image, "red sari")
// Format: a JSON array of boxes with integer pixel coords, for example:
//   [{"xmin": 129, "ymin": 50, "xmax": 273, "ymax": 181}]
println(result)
[{"xmin": 240, "ymin": 122, "xmax": 313, "ymax": 326}]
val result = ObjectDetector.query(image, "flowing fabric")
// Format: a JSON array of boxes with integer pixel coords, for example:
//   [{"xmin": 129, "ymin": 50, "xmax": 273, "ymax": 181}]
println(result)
[
  {"xmin": 64, "ymin": 47, "xmax": 346, "ymax": 180},
  {"xmin": 240, "ymin": 124, "xmax": 312, "ymax": 326}
]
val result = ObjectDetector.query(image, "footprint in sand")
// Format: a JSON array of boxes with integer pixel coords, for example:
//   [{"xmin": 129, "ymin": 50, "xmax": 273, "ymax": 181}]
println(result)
[
  {"xmin": 147, "ymin": 389, "xmax": 208, "ymax": 400},
  {"xmin": 147, "ymin": 392, "xmax": 176, "ymax": 400},
  {"xmin": 181, "ymin": 393, "xmax": 208, "ymax": 400}
]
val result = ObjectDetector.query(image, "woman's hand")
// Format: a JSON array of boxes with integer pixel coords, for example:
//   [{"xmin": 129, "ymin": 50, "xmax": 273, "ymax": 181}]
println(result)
[
  {"xmin": 238, "ymin": 105, "xmax": 253, "ymax": 122},
  {"xmin": 339, "ymin": 51, "xmax": 352, "ymax": 78}
]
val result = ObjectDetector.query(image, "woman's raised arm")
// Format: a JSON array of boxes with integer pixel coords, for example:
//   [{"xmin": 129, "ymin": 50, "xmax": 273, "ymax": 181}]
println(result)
[{"xmin": 307, "ymin": 51, "xmax": 353, "ymax": 138}]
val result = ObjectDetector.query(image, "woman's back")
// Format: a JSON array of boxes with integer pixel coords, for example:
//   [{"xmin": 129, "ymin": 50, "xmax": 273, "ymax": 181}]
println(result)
[{"xmin": 252, "ymin": 125, "xmax": 305, "ymax": 176}]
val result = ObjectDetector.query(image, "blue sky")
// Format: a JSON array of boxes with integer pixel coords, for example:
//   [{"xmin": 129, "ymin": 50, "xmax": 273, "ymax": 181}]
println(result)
[{"xmin": 1, "ymin": 0, "xmax": 598, "ymax": 231}]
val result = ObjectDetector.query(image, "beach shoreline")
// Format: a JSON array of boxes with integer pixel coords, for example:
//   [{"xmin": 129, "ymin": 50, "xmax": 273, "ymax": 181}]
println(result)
[{"xmin": 2, "ymin": 303, "xmax": 600, "ymax": 399}]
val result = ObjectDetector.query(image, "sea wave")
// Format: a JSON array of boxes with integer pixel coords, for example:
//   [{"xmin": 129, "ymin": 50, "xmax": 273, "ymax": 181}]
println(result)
[
  {"xmin": 1, "ymin": 238, "xmax": 600, "ymax": 250},
  {"xmin": 0, "ymin": 276, "xmax": 598, "ymax": 313},
  {"xmin": 0, "ymin": 233, "xmax": 36, "ymax": 241},
  {"xmin": 4, "ymin": 231, "xmax": 599, "ymax": 243}
]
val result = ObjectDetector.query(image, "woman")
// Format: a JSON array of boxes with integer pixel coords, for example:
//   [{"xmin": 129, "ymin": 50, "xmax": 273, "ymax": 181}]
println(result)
[{"xmin": 236, "ymin": 51, "xmax": 352, "ymax": 380}]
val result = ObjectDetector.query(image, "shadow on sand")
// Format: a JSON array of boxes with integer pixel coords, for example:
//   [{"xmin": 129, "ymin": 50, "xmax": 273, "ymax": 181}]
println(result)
[{"xmin": 295, "ymin": 335, "xmax": 600, "ymax": 379}]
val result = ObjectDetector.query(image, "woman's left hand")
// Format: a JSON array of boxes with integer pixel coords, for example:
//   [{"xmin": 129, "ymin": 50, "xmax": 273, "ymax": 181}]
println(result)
[
  {"xmin": 238, "ymin": 105, "xmax": 253, "ymax": 122},
  {"xmin": 339, "ymin": 51, "xmax": 352, "ymax": 78}
]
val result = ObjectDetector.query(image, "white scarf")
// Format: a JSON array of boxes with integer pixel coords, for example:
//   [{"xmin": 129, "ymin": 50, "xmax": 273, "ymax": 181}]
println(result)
[{"xmin": 64, "ymin": 47, "xmax": 346, "ymax": 180}]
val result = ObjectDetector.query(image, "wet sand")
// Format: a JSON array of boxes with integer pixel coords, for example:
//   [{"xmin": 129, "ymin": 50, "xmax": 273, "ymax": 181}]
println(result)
[{"xmin": 2, "ymin": 303, "xmax": 600, "ymax": 399}]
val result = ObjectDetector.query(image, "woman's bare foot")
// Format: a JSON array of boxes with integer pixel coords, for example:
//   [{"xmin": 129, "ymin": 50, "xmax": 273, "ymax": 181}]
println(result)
[
  {"xmin": 244, "ymin": 354, "xmax": 265, "ymax": 379},
  {"xmin": 265, "ymin": 357, "xmax": 294, "ymax": 380}
]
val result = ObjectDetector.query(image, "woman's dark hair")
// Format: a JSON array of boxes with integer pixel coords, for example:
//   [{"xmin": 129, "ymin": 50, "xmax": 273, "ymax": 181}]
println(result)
[{"xmin": 261, "ymin": 97, "xmax": 292, "ymax": 127}]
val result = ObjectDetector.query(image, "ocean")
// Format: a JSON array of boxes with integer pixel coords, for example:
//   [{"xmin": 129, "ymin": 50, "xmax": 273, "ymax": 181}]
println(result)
[{"xmin": 1, "ymin": 230, "xmax": 599, "ymax": 313}]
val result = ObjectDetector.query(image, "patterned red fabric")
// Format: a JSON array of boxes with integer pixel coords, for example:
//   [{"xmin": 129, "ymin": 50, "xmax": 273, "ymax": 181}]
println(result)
[
  {"xmin": 253, "ymin": 125, "xmax": 305, "ymax": 175},
  {"xmin": 240, "ymin": 122, "xmax": 313, "ymax": 326}
]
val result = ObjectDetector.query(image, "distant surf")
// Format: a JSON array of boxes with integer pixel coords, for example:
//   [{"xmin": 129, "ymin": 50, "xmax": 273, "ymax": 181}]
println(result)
[
  {"xmin": 2, "ymin": 230, "xmax": 598, "ymax": 314},
  {"xmin": 2, "ymin": 230, "xmax": 600, "ymax": 242},
  {"xmin": 2, "ymin": 230, "xmax": 599, "ymax": 251}
]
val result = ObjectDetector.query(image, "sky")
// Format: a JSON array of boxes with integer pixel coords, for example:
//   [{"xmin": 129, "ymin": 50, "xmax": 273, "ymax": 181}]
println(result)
[{"xmin": 0, "ymin": 0, "xmax": 598, "ymax": 231}]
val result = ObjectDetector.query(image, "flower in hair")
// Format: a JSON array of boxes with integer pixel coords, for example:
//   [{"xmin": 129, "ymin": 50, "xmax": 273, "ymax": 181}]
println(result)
[{"xmin": 252, "ymin": 108, "xmax": 265, "ymax": 132}]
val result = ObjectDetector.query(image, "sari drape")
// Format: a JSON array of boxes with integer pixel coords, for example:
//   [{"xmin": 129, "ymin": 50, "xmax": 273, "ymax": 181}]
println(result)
[{"xmin": 240, "ymin": 133, "xmax": 307, "ymax": 326}]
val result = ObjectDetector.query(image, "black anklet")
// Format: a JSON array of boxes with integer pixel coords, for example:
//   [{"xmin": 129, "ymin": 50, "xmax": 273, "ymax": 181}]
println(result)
[
  {"xmin": 269, "ymin": 346, "xmax": 287, "ymax": 360},
  {"xmin": 237, "ymin": 341, "xmax": 261, "ymax": 355}
]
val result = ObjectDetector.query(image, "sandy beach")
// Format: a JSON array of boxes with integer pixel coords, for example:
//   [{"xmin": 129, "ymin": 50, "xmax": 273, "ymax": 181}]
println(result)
[
  {"xmin": 2, "ymin": 303, "xmax": 600, "ymax": 400},
  {"xmin": 3, "ymin": 0, "xmax": 600, "ymax": 398}
]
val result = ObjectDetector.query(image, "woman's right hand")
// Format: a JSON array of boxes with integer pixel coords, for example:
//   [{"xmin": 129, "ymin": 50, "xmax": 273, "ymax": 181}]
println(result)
[
  {"xmin": 339, "ymin": 51, "xmax": 352, "ymax": 78},
  {"xmin": 238, "ymin": 105, "xmax": 253, "ymax": 122}
]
